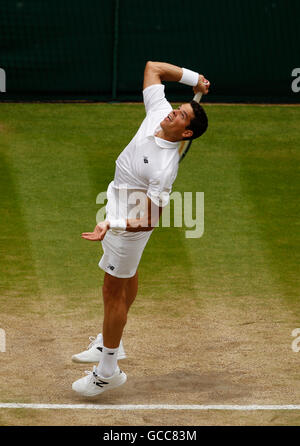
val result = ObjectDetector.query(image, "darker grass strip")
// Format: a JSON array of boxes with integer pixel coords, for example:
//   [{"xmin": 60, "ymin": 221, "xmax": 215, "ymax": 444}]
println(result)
[{"xmin": 0, "ymin": 153, "xmax": 40, "ymax": 313}]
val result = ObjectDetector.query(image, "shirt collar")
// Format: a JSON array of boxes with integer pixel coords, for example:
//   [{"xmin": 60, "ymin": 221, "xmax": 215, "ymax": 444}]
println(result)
[
  {"xmin": 154, "ymin": 136, "xmax": 180, "ymax": 149},
  {"xmin": 153, "ymin": 125, "xmax": 180, "ymax": 149}
]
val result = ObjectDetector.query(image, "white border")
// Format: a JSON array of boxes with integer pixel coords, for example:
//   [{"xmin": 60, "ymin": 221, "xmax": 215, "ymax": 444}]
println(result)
[{"xmin": 1, "ymin": 403, "xmax": 300, "ymax": 411}]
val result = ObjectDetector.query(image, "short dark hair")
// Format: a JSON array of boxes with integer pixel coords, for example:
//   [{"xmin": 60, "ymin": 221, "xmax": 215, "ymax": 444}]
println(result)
[{"xmin": 183, "ymin": 101, "xmax": 208, "ymax": 140}]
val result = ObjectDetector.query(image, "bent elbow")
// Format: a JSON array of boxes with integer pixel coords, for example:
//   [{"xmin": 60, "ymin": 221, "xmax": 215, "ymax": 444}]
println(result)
[
  {"xmin": 145, "ymin": 61, "xmax": 160, "ymax": 73},
  {"xmin": 145, "ymin": 60, "xmax": 154, "ymax": 68}
]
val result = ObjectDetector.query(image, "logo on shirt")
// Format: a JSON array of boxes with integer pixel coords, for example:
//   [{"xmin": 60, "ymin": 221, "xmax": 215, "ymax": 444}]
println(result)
[{"xmin": 143, "ymin": 156, "xmax": 149, "ymax": 164}]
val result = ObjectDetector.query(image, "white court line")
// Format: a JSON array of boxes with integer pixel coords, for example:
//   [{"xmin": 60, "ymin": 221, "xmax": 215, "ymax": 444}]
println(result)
[{"xmin": 1, "ymin": 403, "xmax": 300, "ymax": 411}]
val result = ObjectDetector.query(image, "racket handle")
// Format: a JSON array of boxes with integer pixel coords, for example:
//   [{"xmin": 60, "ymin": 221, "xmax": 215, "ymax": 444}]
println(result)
[
  {"xmin": 193, "ymin": 79, "xmax": 210, "ymax": 103},
  {"xmin": 193, "ymin": 92, "xmax": 203, "ymax": 103}
]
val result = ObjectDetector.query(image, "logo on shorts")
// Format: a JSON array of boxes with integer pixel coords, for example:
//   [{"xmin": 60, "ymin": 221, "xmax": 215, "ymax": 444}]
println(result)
[
  {"xmin": 143, "ymin": 156, "xmax": 149, "ymax": 164},
  {"xmin": 107, "ymin": 264, "xmax": 115, "ymax": 271}
]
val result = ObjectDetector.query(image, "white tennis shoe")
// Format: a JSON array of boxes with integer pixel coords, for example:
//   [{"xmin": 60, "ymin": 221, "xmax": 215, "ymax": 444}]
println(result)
[
  {"xmin": 72, "ymin": 366, "xmax": 127, "ymax": 397},
  {"xmin": 72, "ymin": 333, "xmax": 126, "ymax": 363}
]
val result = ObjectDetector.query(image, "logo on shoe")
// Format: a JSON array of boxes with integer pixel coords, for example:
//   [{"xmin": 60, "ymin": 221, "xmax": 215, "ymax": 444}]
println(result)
[
  {"xmin": 93, "ymin": 371, "xmax": 109, "ymax": 388},
  {"xmin": 143, "ymin": 156, "xmax": 149, "ymax": 164},
  {"xmin": 95, "ymin": 380, "xmax": 109, "ymax": 388}
]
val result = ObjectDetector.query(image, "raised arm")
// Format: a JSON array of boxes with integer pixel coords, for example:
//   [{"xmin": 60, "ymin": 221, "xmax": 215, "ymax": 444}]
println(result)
[
  {"xmin": 143, "ymin": 61, "xmax": 182, "ymax": 89},
  {"xmin": 143, "ymin": 61, "xmax": 210, "ymax": 95}
]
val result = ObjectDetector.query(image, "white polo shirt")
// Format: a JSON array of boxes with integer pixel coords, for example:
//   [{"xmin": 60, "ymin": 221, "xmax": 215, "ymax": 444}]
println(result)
[
  {"xmin": 113, "ymin": 83, "xmax": 180, "ymax": 206},
  {"xmin": 105, "ymin": 84, "xmax": 180, "ymax": 235}
]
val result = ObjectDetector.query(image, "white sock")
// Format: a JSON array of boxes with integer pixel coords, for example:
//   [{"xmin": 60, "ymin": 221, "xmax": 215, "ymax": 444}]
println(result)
[
  {"xmin": 96, "ymin": 333, "xmax": 124, "ymax": 353},
  {"xmin": 96, "ymin": 346, "xmax": 119, "ymax": 378}
]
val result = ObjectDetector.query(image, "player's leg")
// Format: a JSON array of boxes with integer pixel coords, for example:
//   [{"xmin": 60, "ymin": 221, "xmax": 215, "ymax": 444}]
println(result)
[
  {"xmin": 72, "ymin": 232, "xmax": 148, "ymax": 395},
  {"xmin": 102, "ymin": 272, "xmax": 129, "ymax": 349},
  {"xmin": 71, "ymin": 270, "xmax": 138, "ymax": 365},
  {"xmin": 125, "ymin": 270, "xmax": 138, "ymax": 312},
  {"xmin": 98, "ymin": 271, "xmax": 138, "ymax": 378},
  {"xmin": 102, "ymin": 269, "xmax": 138, "ymax": 348},
  {"xmin": 72, "ymin": 272, "xmax": 130, "ymax": 396}
]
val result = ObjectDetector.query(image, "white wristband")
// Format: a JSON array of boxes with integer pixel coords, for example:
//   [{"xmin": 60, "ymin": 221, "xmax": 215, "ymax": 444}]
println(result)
[
  {"xmin": 179, "ymin": 68, "xmax": 199, "ymax": 87},
  {"xmin": 108, "ymin": 218, "xmax": 127, "ymax": 231}
]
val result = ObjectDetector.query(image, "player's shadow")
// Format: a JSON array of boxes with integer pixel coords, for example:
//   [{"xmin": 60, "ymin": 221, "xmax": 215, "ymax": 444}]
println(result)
[{"xmin": 71, "ymin": 369, "xmax": 249, "ymax": 404}]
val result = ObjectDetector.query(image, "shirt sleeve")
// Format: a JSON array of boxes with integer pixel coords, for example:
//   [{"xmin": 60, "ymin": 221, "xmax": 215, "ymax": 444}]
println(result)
[
  {"xmin": 147, "ymin": 182, "xmax": 170, "ymax": 208},
  {"xmin": 143, "ymin": 84, "xmax": 170, "ymax": 115}
]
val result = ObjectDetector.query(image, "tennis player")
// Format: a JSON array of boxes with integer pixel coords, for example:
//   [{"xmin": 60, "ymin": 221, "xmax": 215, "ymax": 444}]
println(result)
[{"xmin": 72, "ymin": 61, "xmax": 209, "ymax": 396}]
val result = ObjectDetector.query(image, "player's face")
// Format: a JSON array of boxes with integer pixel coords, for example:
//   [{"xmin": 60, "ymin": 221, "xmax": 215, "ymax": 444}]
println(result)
[{"xmin": 161, "ymin": 103, "xmax": 194, "ymax": 140}]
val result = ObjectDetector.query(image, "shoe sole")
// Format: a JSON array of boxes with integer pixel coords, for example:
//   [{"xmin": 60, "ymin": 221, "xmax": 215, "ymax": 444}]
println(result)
[{"xmin": 71, "ymin": 353, "xmax": 127, "ymax": 363}]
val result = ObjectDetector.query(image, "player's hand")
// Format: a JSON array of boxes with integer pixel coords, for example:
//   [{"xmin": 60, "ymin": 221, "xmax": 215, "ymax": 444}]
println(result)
[
  {"xmin": 81, "ymin": 221, "xmax": 109, "ymax": 241},
  {"xmin": 193, "ymin": 74, "xmax": 210, "ymax": 95}
]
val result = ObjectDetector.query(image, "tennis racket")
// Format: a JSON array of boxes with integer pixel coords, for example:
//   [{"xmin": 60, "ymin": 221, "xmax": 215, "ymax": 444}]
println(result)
[{"xmin": 178, "ymin": 80, "xmax": 209, "ymax": 163}]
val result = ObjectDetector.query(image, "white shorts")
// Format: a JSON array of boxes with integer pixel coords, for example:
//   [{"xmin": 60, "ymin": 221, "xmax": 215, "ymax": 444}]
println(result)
[{"xmin": 99, "ymin": 229, "xmax": 152, "ymax": 278}]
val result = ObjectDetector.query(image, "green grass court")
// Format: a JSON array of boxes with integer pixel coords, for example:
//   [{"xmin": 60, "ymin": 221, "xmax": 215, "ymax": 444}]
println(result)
[
  {"xmin": 0, "ymin": 103, "xmax": 299, "ymax": 425},
  {"xmin": 1, "ymin": 103, "xmax": 298, "ymax": 308}
]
